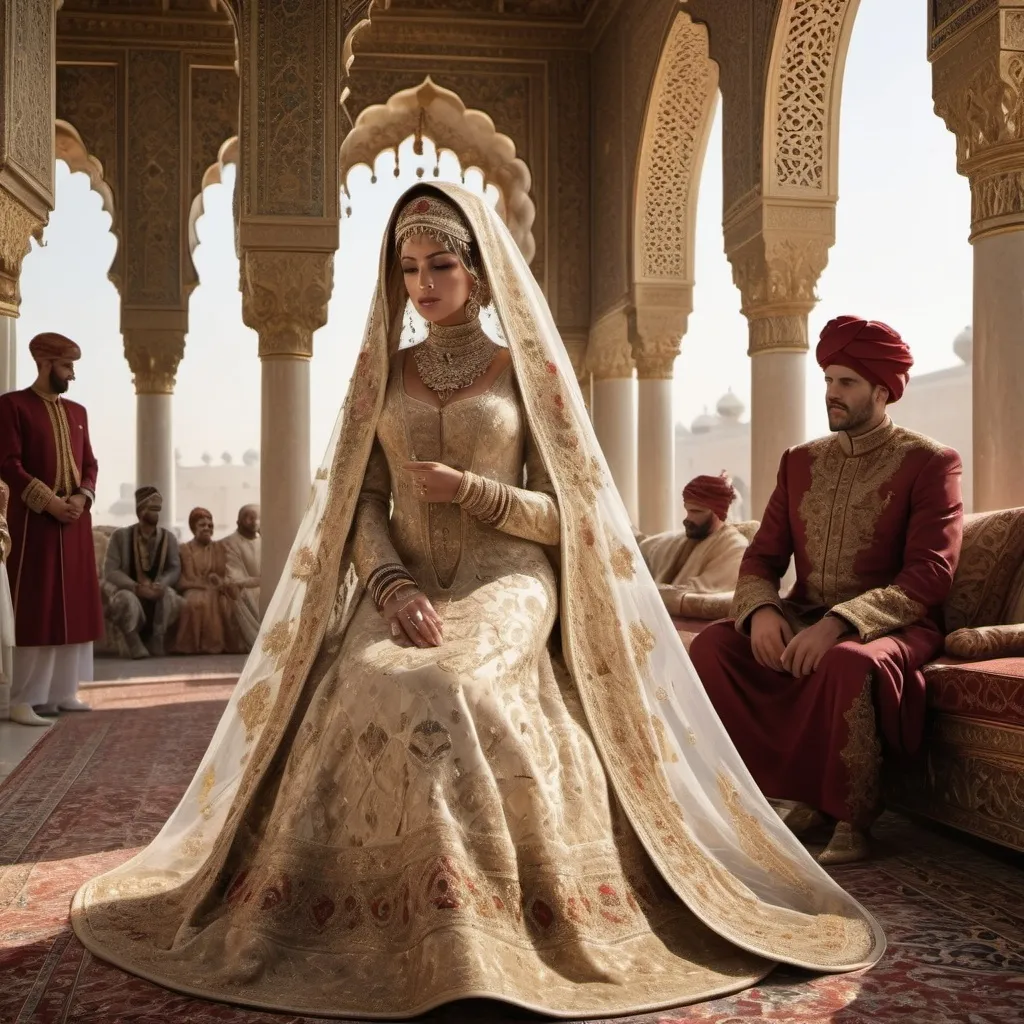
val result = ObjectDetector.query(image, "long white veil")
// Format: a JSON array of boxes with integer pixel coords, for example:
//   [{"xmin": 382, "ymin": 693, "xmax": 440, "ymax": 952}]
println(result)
[{"xmin": 73, "ymin": 183, "xmax": 883, "ymax": 975}]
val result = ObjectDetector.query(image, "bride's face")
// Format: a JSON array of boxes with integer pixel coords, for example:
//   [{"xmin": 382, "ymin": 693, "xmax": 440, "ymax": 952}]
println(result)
[{"xmin": 400, "ymin": 233, "xmax": 476, "ymax": 326}]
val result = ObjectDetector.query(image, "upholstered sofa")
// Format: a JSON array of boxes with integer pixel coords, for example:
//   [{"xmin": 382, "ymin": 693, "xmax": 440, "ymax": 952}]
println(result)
[{"xmin": 673, "ymin": 508, "xmax": 1024, "ymax": 854}]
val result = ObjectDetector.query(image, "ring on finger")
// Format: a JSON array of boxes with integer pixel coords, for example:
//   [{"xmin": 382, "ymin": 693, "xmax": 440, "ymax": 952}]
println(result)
[
  {"xmin": 404, "ymin": 612, "xmax": 423, "ymax": 633},
  {"xmin": 390, "ymin": 622, "xmax": 401, "ymax": 638}
]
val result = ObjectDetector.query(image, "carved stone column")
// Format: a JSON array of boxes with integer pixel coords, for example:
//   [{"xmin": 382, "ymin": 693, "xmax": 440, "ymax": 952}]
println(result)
[
  {"xmin": 241, "ymin": 251, "xmax": 332, "ymax": 610},
  {"xmin": 0, "ymin": 315, "xmax": 16, "ymax": 394},
  {"xmin": 630, "ymin": 293, "xmax": 689, "ymax": 535},
  {"xmin": 587, "ymin": 305, "xmax": 638, "ymax": 523},
  {"xmin": 237, "ymin": 1, "xmax": 342, "ymax": 610},
  {"xmin": 726, "ymin": 198, "xmax": 833, "ymax": 518},
  {"xmin": 123, "ymin": 313, "xmax": 186, "ymax": 524},
  {"xmin": 0, "ymin": 2, "xmax": 57, "ymax": 318},
  {"xmin": 932, "ymin": 6, "xmax": 1024, "ymax": 511}
]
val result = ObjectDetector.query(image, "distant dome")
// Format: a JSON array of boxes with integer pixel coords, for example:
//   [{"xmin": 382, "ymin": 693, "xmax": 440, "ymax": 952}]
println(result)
[
  {"xmin": 242, "ymin": 449, "xmax": 259, "ymax": 467},
  {"xmin": 221, "ymin": 451, "xmax": 233, "ymax": 465},
  {"xmin": 716, "ymin": 389, "xmax": 744, "ymax": 420},
  {"xmin": 201, "ymin": 452, "xmax": 212, "ymax": 466},
  {"xmin": 691, "ymin": 407, "xmax": 719, "ymax": 434},
  {"xmin": 953, "ymin": 325, "xmax": 972, "ymax": 364}
]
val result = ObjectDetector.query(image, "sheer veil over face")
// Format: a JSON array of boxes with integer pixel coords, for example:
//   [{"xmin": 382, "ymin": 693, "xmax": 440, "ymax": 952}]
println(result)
[{"xmin": 72, "ymin": 184, "xmax": 883, "ymax": 995}]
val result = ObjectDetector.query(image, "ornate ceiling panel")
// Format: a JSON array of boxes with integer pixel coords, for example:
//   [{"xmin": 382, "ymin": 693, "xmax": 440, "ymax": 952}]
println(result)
[{"xmin": 388, "ymin": 0, "xmax": 594, "ymax": 19}]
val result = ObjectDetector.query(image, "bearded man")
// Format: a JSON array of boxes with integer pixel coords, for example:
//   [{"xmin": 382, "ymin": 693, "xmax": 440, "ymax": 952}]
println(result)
[
  {"xmin": 103, "ymin": 486, "xmax": 182, "ymax": 658},
  {"xmin": 0, "ymin": 333, "xmax": 103, "ymax": 726},
  {"xmin": 175, "ymin": 507, "xmax": 244, "ymax": 655},
  {"xmin": 689, "ymin": 316, "xmax": 963, "ymax": 865},
  {"xmin": 638, "ymin": 473, "xmax": 749, "ymax": 619},
  {"xmin": 220, "ymin": 503, "xmax": 261, "ymax": 649}
]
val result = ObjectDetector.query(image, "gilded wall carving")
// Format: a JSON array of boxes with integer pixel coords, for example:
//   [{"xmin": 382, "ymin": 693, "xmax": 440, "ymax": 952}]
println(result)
[
  {"xmin": 552, "ymin": 51, "xmax": 589, "ymax": 329},
  {"xmin": 254, "ymin": 0, "xmax": 327, "ymax": 217},
  {"xmin": 189, "ymin": 66, "xmax": 238, "ymax": 208},
  {"xmin": 56, "ymin": 63, "xmax": 121, "ymax": 207},
  {"xmin": 634, "ymin": 14, "xmax": 715, "ymax": 282},
  {"xmin": 6, "ymin": 0, "xmax": 55, "ymax": 196},
  {"xmin": 125, "ymin": 49, "xmax": 183, "ymax": 305},
  {"xmin": 770, "ymin": 0, "xmax": 853, "ymax": 192},
  {"xmin": 0, "ymin": 190, "xmax": 44, "ymax": 317},
  {"xmin": 932, "ymin": 19, "xmax": 1024, "ymax": 235},
  {"xmin": 241, "ymin": 250, "xmax": 335, "ymax": 360},
  {"xmin": 929, "ymin": 0, "xmax": 996, "ymax": 55}
]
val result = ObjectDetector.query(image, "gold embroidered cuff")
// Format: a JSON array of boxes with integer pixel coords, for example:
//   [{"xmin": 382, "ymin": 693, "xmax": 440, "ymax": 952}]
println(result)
[
  {"xmin": 830, "ymin": 585, "xmax": 926, "ymax": 643},
  {"xmin": 731, "ymin": 574, "xmax": 784, "ymax": 633},
  {"xmin": 22, "ymin": 478, "xmax": 55, "ymax": 515},
  {"xmin": 680, "ymin": 591, "xmax": 734, "ymax": 621}
]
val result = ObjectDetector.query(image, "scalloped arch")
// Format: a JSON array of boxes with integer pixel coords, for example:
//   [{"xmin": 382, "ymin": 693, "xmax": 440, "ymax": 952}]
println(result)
[
  {"xmin": 188, "ymin": 135, "xmax": 239, "ymax": 258},
  {"xmin": 632, "ymin": 12, "xmax": 718, "ymax": 286},
  {"xmin": 54, "ymin": 119, "xmax": 115, "ymax": 220},
  {"xmin": 339, "ymin": 76, "xmax": 536, "ymax": 263}
]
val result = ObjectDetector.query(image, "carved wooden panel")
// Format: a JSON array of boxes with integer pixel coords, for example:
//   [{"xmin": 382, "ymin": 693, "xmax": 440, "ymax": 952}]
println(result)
[{"xmin": 125, "ymin": 49, "xmax": 183, "ymax": 305}]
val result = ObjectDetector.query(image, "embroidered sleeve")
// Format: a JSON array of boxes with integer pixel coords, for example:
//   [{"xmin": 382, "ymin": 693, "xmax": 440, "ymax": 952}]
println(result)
[
  {"xmin": 352, "ymin": 438, "xmax": 408, "ymax": 585},
  {"xmin": 680, "ymin": 591, "xmax": 735, "ymax": 620},
  {"xmin": 455, "ymin": 428, "xmax": 559, "ymax": 547},
  {"xmin": 732, "ymin": 452, "xmax": 794, "ymax": 633},
  {"xmin": 673, "ymin": 529, "xmax": 748, "ymax": 596},
  {"xmin": 831, "ymin": 448, "xmax": 963, "ymax": 642},
  {"xmin": 22, "ymin": 477, "xmax": 55, "ymax": 515}
]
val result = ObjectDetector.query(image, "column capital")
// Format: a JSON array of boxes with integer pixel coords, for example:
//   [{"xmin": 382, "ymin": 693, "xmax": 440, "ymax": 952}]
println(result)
[
  {"xmin": 932, "ymin": 12, "xmax": 1024, "ymax": 238},
  {"xmin": 629, "ymin": 282, "xmax": 690, "ymax": 380},
  {"xmin": 0, "ymin": 189, "xmax": 45, "ymax": 317},
  {"xmin": 241, "ymin": 249, "xmax": 335, "ymax": 360},
  {"xmin": 724, "ymin": 196, "xmax": 833, "ymax": 334},
  {"xmin": 122, "ymin": 311, "xmax": 187, "ymax": 395},
  {"xmin": 585, "ymin": 304, "xmax": 634, "ymax": 381}
]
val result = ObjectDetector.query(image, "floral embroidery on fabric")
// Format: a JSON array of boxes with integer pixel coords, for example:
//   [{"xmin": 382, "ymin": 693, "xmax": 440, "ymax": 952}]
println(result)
[{"xmin": 629, "ymin": 622, "xmax": 657, "ymax": 668}]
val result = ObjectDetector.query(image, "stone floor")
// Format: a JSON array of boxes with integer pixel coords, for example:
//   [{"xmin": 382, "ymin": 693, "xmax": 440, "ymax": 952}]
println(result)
[{"xmin": 0, "ymin": 653, "xmax": 247, "ymax": 782}]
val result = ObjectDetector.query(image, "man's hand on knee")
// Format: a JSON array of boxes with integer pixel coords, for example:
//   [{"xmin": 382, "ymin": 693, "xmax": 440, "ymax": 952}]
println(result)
[
  {"xmin": 750, "ymin": 607, "xmax": 794, "ymax": 672},
  {"xmin": 781, "ymin": 614, "xmax": 849, "ymax": 677}
]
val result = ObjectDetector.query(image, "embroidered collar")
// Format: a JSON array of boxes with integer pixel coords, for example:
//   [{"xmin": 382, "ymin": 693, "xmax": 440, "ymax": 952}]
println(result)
[
  {"xmin": 30, "ymin": 385, "xmax": 60, "ymax": 405},
  {"xmin": 837, "ymin": 416, "xmax": 895, "ymax": 457}
]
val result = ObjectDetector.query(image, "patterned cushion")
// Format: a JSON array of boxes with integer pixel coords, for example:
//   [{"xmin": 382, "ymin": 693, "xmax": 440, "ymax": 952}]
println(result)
[
  {"xmin": 943, "ymin": 508, "xmax": 1024, "ymax": 632},
  {"xmin": 945, "ymin": 624, "xmax": 1024, "ymax": 660},
  {"xmin": 923, "ymin": 658, "xmax": 1024, "ymax": 728}
]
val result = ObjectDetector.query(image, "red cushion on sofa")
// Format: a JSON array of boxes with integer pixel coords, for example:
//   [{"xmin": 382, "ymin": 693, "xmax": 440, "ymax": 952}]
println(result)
[{"xmin": 923, "ymin": 658, "xmax": 1024, "ymax": 727}]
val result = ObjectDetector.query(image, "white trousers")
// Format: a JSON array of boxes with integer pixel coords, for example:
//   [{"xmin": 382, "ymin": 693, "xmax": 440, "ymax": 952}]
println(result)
[{"xmin": 11, "ymin": 642, "xmax": 94, "ymax": 708}]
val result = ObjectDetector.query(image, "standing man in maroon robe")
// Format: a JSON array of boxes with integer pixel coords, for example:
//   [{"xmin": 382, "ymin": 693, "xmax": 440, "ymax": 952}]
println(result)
[
  {"xmin": 689, "ymin": 316, "xmax": 963, "ymax": 865},
  {"xmin": 0, "ymin": 333, "xmax": 103, "ymax": 726}
]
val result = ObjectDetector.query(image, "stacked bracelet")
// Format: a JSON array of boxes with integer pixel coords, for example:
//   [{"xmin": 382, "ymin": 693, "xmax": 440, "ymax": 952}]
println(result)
[
  {"xmin": 454, "ymin": 472, "xmax": 513, "ymax": 529},
  {"xmin": 366, "ymin": 563, "xmax": 418, "ymax": 610}
]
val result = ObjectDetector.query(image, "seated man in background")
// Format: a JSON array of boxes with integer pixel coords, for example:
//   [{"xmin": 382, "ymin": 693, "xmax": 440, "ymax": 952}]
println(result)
[
  {"xmin": 638, "ymin": 472, "xmax": 749, "ymax": 619},
  {"xmin": 175, "ymin": 507, "xmax": 245, "ymax": 655},
  {"xmin": 220, "ymin": 503, "xmax": 261, "ymax": 650},
  {"xmin": 103, "ymin": 486, "xmax": 182, "ymax": 659},
  {"xmin": 689, "ymin": 316, "xmax": 963, "ymax": 866}
]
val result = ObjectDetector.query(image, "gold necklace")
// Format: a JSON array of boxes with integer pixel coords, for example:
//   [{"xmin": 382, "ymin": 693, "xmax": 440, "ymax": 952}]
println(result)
[{"xmin": 413, "ymin": 319, "xmax": 496, "ymax": 404}]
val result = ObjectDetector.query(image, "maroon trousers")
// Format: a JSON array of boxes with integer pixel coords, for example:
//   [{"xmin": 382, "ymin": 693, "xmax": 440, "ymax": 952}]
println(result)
[{"xmin": 689, "ymin": 620, "xmax": 942, "ymax": 826}]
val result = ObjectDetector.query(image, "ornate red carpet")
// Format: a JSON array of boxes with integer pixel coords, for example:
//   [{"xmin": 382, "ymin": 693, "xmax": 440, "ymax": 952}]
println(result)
[{"xmin": 2, "ymin": 681, "xmax": 1022, "ymax": 1023}]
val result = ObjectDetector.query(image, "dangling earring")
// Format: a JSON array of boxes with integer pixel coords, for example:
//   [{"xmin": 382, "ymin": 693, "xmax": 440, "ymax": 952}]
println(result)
[{"xmin": 465, "ymin": 281, "xmax": 481, "ymax": 321}]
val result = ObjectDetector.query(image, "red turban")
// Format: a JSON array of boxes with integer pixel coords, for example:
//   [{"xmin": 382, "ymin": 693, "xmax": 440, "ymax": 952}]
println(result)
[
  {"xmin": 815, "ymin": 315, "xmax": 913, "ymax": 403},
  {"xmin": 29, "ymin": 332, "xmax": 81, "ymax": 363},
  {"xmin": 188, "ymin": 507, "xmax": 213, "ymax": 533},
  {"xmin": 683, "ymin": 472, "xmax": 736, "ymax": 521}
]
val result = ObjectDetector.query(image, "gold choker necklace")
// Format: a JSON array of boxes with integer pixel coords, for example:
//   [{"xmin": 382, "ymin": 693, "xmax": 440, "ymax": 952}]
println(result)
[{"xmin": 414, "ymin": 319, "xmax": 496, "ymax": 404}]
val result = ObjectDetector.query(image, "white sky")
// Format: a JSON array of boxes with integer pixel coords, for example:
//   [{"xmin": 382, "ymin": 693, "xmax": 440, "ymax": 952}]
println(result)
[{"xmin": 17, "ymin": 0, "xmax": 971, "ymax": 516}]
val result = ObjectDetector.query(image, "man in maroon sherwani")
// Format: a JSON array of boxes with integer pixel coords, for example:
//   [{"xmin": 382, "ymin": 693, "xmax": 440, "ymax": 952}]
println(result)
[
  {"xmin": 0, "ymin": 332, "xmax": 103, "ymax": 726},
  {"xmin": 689, "ymin": 316, "xmax": 963, "ymax": 865}
]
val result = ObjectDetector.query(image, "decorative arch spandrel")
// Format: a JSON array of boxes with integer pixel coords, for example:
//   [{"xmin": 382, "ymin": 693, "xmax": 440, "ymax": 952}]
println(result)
[
  {"xmin": 764, "ymin": 0, "xmax": 861, "ymax": 199},
  {"xmin": 339, "ymin": 76, "xmax": 537, "ymax": 263}
]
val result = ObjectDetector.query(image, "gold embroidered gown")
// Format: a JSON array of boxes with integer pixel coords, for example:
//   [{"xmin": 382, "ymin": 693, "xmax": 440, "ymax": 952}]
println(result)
[{"xmin": 72, "ymin": 183, "xmax": 882, "ymax": 1020}]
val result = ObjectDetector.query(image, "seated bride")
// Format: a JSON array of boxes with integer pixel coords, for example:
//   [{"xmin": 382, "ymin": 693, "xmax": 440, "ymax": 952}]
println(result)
[{"xmin": 72, "ymin": 185, "xmax": 883, "ymax": 1019}]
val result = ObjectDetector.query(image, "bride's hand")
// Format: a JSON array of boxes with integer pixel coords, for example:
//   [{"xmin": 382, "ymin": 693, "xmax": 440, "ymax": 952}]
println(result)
[
  {"xmin": 382, "ymin": 587, "xmax": 444, "ymax": 648},
  {"xmin": 403, "ymin": 461, "xmax": 464, "ymax": 503}
]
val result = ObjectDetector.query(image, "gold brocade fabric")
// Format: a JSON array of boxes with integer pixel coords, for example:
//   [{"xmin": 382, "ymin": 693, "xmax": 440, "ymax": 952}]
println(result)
[
  {"xmin": 73, "ymin": 185, "xmax": 881, "ymax": 1020},
  {"xmin": 74, "ymin": 357, "xmax": 768, "ymax": 1017}
]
